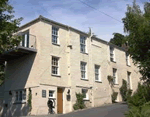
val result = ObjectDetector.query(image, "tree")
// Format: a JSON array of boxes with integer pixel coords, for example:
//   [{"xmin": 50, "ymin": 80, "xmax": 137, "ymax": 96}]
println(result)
[
  {"xmin": 109, "ymin": 33, "xmax": 125, "ymax": 47},
  {"xmin": 0, "ymin": 0, "xmax": 23, "ymax": 85},
  {"xmin": 122, "ymin": 0, "xmax": 150, "ymax": 83}
]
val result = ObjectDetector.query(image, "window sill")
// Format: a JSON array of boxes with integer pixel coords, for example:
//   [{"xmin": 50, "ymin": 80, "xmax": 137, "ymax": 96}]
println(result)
[
  {"xmin": 51, "ymin": 74, "xmax": 61, "ymax": 77},
  {"xmin": 48, "ymin": 97, "xmax": 56, "ymax": 99},
  {"xmin": 113, "ymin": 83, "xmax": 119, "ymax": 85},
  {"xmin": 95, "ymin": 80, "xmax": 102, "ymax": 83},
  {"xmin": 52, "ymin": 43, "xmax": 60, "ymax": 46},
  {"xmin": 81, "ymin": 78, "xmax": 89, "ymax": 81},
  {"xmin": 83, "ymin": 98, "xmax": 89, "ymax": 101},
  {"xmin": 127, "ymin": 64, "xmax": 131, "ymax": 67},
  {"xmin": 80, "ymin": 52, "xmax": 88, "ymax": 55},
  {"xmin": 13, "ymin": 101, "xmax": 26, "ymax": 104},
  {"xmin": 111, "ymin": 60, "xmax": 116, "ymax": 63}
]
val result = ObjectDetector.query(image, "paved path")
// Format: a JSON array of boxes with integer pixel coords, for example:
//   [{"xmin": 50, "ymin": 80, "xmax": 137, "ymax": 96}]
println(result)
[
  {"xmin": 58, "ymin": 103, "xmax": 128, "ymax": 117},
  {"xmin": 21, "ymin": 103, "xmax": 128, "ymax": 117}
]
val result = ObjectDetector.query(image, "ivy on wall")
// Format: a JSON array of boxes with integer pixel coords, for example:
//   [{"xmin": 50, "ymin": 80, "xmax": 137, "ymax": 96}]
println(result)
[
  {"xmin": 27, "ymin": 88, "xmax": 32, "ymax": 112},
  {"xmin": 73, "ymin": 93, "xmax": 85, "ymax": 110}
]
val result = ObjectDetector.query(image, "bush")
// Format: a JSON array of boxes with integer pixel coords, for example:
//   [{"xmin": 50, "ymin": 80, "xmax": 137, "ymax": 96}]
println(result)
[
  {"xmin": 125, "ymin": 102, "xmax": 150, "ymax": 117},
  {"xmin": 127, "ymin": 83, "xmax": 150, "ymax": 108},
  {"xmin": 125, "ymin": 83, "xmax": 150, "ymax": 117},
  {"xmin": 120, "ymin": 79, "xmax": 132, "ymax": 102},
  {"xmin": 107, "ymin": 75, "xmax": 114, "ymax": 87},
  {"xmin": 111, "ymin": 92, "xmax": 118, "ymax": 103},
  {"xmin": 73, "ymin": 93, "xmax": 85, "ymax": 110}
]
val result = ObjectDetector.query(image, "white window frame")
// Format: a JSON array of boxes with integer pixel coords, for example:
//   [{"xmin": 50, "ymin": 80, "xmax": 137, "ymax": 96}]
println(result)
[
  {"xmin": 82, "ymin": 89, "xmax": 89, "ymax": 100},
  {"xmin": 113, "ymin": 68, "xmax": 117, "ymax": 84},
  {"xmin": 127, "ymin": 72, "xmax": 132, "ymax": 89},
  {"xmin": 126, "ymin": 53, "xmax": 130, "ymax": 66},
  {"xmin": 80, "ymin": 36, "xmax": 86, "ymax": 53},
  {"xmin": 95, "ymin": 65, "xmax": 101, "ymax": 82},
  {"xmin": 80, "ymin": 62, "xmax": 87, "ymax": 79},
  {"xmin": 52, "ymin": 26, "xmax": 59, "ymax": 44},
  {"xmin": 52, "ymin": 56, "xmax": 59, "ymax": 75},
  {"xmin": 110, "ymin": 46, "xmax": 115, "ymax": 62},
  {"xmin": 15, "ymin": 89, "xmax": 26, "ymax": 102},
  {"xmin": 20, "ymin": 31, "xmax": 29, "ymax": 48},
  {"xmin": 49, "ymin": 90, "xmax": 55, "ymax": 98}
]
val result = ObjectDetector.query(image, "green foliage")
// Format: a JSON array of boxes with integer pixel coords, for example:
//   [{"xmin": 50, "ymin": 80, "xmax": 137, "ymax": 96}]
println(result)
[
  {"xmin": 141, "ymin": 101, "xmax": 150, "ymax": 117},
  {"xmin": 73, "ymin": 93, "xmax": 85, "ymax": 110},
  {"xmin": 126, "ymin": 89, "xmax": 133, "ymax": 100},
  {"xmin": 0, "ymin": 0, "xmax": 23, "ymax": 86},
  {"xmin": 111, "ymin": 92, "xmax": 118, "ymax": 103},
  {"xmin": 0, "ymin": 63, "xmax": 5, "ymax": 85},
  {"xmin": 125, "ymin": 102, "xmax": 150, "ymax": 117},
  {"xmin": 0, "ymin": 0, "xmax": 23, "ymax": 53},
  {"xmin": 127, "ymin": 83, "xmax": 150, "ymax": 108},
  {"xmin": 125, "ymin": 106, "xmax": 141, "ymax": 117},
  {"xmin": 125, "ymin": 83, "xmax": 150, "ymax": 117},
  {"xmin": 120, "ymin": 79, "xmax": 132, "ymax": 101},
  {"xmin": 120, "ymin": 79, "xmax": 128, "ymax": 101},
  {"xmin": 107, "ymin": 75, "xmax": 114, "ymax": 87},
  {"xmin": 27, "ymin": 88, "xmax": 32, "ymax": 111},
  {"xmin": 109, "ymin": 33, "xmax": 125, "ymax": 47},
  {"xmin": 122, "ymin": 1, "xmax": 150, "ymax": 83}
]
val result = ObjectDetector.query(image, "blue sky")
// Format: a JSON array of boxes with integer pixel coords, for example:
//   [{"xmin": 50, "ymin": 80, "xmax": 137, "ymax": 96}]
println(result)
[{"xmin": 10, "ymin": 0, "xmax": 145, "ymax": 41}]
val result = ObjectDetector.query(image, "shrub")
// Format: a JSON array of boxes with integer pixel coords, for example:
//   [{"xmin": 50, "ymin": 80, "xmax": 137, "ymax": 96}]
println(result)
[
  {"xmin": 120, "ymin": 79, "xmax": 132, "ymax": 102},
  {"xmin": 127, "ymin": 83, "xmax": 150, "ymax": 108},
  {"xmin": 141, "ymin": 101, "xmax": 150, "ymax": 117},
  {"xmin": 125, "ymin": 83, "xmax": 150, "ymax": 117},
  {"xmin": 73, "ymin": 93, "xmax": 85, "ymax": 110},
  {"xmin": 111, "ymin": 92, "xmax": 118, "ymax": 103},
  {"xmin": 107, "ymin": 75, "xmax": 114, "ymax": 87}
]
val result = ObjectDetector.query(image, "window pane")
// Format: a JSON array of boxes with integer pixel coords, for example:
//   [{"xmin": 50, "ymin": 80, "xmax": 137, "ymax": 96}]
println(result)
[
  {"xmin": 22, "ymin": 90, "xmax": 26, "ymax": 100},
  {"xmin": 81, "ymin": 62, "xmax": 86, "ymax": 79},
  {"xmin": 80, "ymin": 36, "xmax": 86, "ymax": 52},
  {"xmin": 113, "ymin": 77, "xmax": 116, "ymax": 84},
  {"xmin": 95, "ymin": 74, "xmax": 99, "ymax": 81},
  {"xmin": 82, "ymin": 89, "xmax": 87, "ymax": 98},
  {"xmin": 52, "ymin": 57, "xmax": 59, "ymax": 75},
  {"xmin": 52, "ymin": 27, "xmax": 58, "ymax": 44},
  {"xmin": 49, "ymin": 91, "xmax": 54, "ymax": 97},
  {"xmin": 110, "ymin": 47, "xmax": 114, "ymax": 61},
  {"xmin": 113, "ymin": 68, "xmax": 117, "ymax": 84},
  {"xmin": 16, "ymin": 91, "xmax": 18, "ymax": 101},
  {"xmin": 19, "ymin": 91, "xmax": 22, "ymax": 101}
]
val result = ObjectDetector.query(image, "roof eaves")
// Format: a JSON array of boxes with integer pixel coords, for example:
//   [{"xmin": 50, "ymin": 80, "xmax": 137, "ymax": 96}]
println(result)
[
  {"xmin": 92, "ymin": 37, "xmax": 108, "ymax": 45},
  {"xmin": 18, "ymin": 15, "xmax": 126, "ymax": 52},
  {"xmin": 18, "ymin": 17, "xmax": 41, "ymax": 31},
  {"xmin": 108, "ymin": 43, "xmax": 126, "ymax": 52},
  {"xmin": 40, "ymin": 16, "xmax": 88, "ymax": 36}
]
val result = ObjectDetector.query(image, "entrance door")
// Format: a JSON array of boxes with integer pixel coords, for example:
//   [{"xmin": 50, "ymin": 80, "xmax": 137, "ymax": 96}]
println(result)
[{"xmin": 57, "ymin": 88, "xmax": 63, "ymax": 114}]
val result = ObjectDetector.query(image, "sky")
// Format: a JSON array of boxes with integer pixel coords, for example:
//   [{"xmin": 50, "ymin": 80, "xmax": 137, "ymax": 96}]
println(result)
[{"xmin": 10, "ymin": 0, "xmax": 146, "ymax": 42}]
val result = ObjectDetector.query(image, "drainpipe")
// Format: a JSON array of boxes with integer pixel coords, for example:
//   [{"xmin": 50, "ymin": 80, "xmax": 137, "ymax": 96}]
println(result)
[
  {"xmin": 67, "ymin": 26, "xmax": 72, "ymax": 112},
  {"xmin": 88, "ymin": 28, "xmax": 94, "ymax": 107}
]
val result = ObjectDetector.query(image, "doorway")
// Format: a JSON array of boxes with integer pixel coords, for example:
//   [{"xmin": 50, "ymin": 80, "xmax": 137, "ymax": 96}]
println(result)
[{"xmin": 57, "ymin": 88, "xmax": 63, "ymax": 114}]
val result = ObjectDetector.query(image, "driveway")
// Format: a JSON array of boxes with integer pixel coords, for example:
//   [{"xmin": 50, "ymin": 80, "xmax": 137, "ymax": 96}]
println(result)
[
  {"xmin": 58, "ymin": 103, "xmax": 128, "ymax": 117},
  {"xmin": 21, "ymin": 103, "xmax": 128, "ymax": 117}
]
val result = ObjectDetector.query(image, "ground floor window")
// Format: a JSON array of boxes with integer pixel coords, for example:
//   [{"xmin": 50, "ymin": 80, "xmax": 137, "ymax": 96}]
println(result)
[
  {"xmin": 82, "ymin": 89, "xmax": 88, "ymax": 100},
  {"xmin": 15, "ymin": 89, "xmax": 26, "ymax": 102},
  {"xmin": 49, "ymin": 90, "xmax": 55, "ymax": 98}
]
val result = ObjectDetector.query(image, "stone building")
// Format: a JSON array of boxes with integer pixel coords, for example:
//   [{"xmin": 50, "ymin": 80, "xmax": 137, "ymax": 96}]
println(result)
[{"xmin": 0, "ymin": 15, "xmax": 141, "ymax": 116}]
